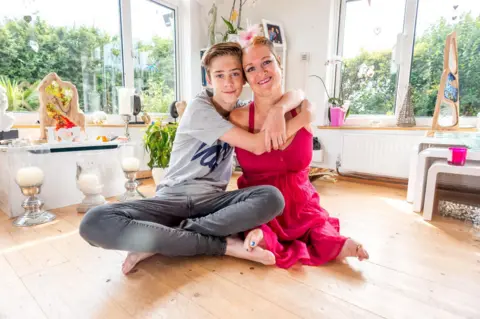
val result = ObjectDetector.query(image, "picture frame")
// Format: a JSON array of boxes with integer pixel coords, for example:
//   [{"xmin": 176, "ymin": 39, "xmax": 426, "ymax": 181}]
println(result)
[
  {"xmin": 262, "ymin": 19, "xmax": 286, "ymax": 48},
  {"xmin": 200, "ymin": 48, "xmax": 208, "ymax": 87}
]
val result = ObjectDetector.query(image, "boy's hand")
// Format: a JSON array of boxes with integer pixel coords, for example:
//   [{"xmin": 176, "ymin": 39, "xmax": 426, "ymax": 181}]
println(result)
[
  {"xmin": 262, "ymin": 106, "xmax": 286, "ymax": 151},
  {"xmin": 262, "ymin": 89, "xmax": 305, "ymax": 151}
]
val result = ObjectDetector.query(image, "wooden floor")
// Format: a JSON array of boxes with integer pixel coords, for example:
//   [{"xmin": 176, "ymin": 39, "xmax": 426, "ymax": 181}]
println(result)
[{"xmin": 1, "ymin": 173, "xmax": 479, "ymax": 319}]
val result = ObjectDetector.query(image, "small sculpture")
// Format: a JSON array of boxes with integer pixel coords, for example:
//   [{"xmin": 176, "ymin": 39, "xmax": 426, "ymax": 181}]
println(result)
[
  {"xmin": 431, "ymin": 31, "xmax": 460, "ymax": 132},
  {"xmin": 0, "ymin": 86, "xmax": 15, "ymax": 132},
  {"xmin": 175, "ymin": 101, "xmax": 187, "ymax": 118},
  {"xmin": 38, "ymin": 73, "xmax": 86, "ymax": 140},
  {"xmin": 397, "ymin": 85, "xmax": 416, "ymax": 127},
  {"xmin": 91, "ymin": 111, "xmax": 107, "ymax": 125},
  {"xmin": 141, "ymin": 111, "xmax": 152, "ymax": 124}
]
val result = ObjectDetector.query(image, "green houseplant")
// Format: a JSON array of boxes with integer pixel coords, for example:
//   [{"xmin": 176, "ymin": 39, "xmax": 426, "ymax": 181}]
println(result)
[{"xmin": 143, "ymin": 120, "xmax": 178, "ymax": 185}]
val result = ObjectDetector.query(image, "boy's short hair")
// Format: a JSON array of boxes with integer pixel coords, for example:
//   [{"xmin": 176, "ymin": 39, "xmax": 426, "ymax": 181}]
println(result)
[{"xmin": 201, "ymin": 42, "xmax": 243, "ymax": 76}]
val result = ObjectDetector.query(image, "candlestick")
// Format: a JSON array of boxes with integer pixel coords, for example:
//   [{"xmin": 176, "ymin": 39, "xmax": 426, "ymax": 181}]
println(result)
[
  {"xmin": 16, "ymin": 166, "xmax": 44, "ymax": 187},
  {"xmin": 118, "ymin": 87, "xmax": 134, "ymax": 115},
  {"xmin": 118, "ymin": 158, "xmax": 145, "ymax": 201},
  {"xmin": 122, "ymin": 157, "xmax": 140, "ymax": 172},
  {"xmin": 14, "ymin": 167, "xmax": 55, "ymax": 227},
  {"xmin": 121, "ymin": 114, "xmax": 132, "ymax": 141}
]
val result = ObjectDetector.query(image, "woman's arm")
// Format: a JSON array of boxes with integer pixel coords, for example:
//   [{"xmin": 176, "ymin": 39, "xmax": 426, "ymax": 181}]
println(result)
[{"xmin": 223, "ymin": 99, "xmax": 314, "ymax": 155}]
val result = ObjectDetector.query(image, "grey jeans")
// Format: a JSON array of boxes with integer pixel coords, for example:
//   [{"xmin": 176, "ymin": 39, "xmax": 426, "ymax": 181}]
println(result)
[{"xmin": 79, "ymin": 185, "xmax": 284, "ymax": 257}]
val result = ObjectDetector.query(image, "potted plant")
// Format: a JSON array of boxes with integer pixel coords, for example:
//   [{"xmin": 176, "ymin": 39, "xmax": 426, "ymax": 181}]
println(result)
[
  {"xmin": 310, "ymin": 56, "xmax": 351, "ymax": 126},
  {"xmin": 143, "ymin": 120, "xmax": 178, "ymax": 185},
  {"xmin": 311, "ymin": 56, "xmax": 376, "ymax": 126}
]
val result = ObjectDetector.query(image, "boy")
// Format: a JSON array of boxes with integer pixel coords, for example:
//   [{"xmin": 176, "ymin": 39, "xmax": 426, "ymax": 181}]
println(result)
[{"xmin": 79, "ymin": 42, "xmax": 313, "ymax": 274}]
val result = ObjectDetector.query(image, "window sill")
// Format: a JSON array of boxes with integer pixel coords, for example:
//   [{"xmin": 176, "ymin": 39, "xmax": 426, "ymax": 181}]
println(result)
[
  {"xmin": 11, "ymin": 112, "xmax": 171, "ymax": 127},
  {"xmin": 12, "ymin": 123, "xmax": 149, "ymax": 129},
  {"xmin": 317, "ymin": 125, "xmax": 478, "ymax": 132}
]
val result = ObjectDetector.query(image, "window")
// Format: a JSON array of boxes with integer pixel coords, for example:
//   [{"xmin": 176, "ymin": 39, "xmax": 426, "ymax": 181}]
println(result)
[
  {"xmin": 0, "ymin": 0, "xmax": 179, "ymax": 115},
  {"xmin": 411, "ymin": 0, "xmax": 480, "ymax": 116},
  {"xmin": 338, "ymin": 0, "xmax": 480, "ymax": 118},
  {"xmin": 338, "ymin": 0, "xmax": 406, "ymax": 115},
  {"xmin": 131, "ymin": 0, "xmax": 178, "ymax": 113},
  {"xmin": 0, "ymin": 0, "xmax": 123, "ymax": 113}
]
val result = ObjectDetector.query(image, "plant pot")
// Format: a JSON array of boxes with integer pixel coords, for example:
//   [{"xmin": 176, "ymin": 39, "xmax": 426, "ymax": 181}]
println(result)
[
  {"xmin": 152, "ymin": 167, "xmax": 167, "ymax": 185},
  {"xmin": 330, "ymin": 107, "xmax": 346, "ymax": 127}
]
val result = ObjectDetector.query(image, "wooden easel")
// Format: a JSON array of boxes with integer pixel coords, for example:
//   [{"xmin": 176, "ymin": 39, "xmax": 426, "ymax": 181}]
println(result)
[
  {"xmin": 428, "ymin": 31, "xmax": 460, "ymax": 136},
  {"xmin": 38, "ymin": 73, "xmax": 85, "ymax": 140}
]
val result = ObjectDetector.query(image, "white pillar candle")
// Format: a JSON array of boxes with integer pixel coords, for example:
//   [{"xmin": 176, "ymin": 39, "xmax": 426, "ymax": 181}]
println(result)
[
  {"xmin": 16, "ymin": 166, "xmax": 44, "ymax": 187},
  {"xmin": 118, "ymin": 88, "xmax": 134, "ymax": 115},
  {"xmin": 122, "ymin": 157, "xmax": 140, "ymax": 172},
  {"xmin": 77, "ymin": 173, "xmax": 101, "ymax": 194}
]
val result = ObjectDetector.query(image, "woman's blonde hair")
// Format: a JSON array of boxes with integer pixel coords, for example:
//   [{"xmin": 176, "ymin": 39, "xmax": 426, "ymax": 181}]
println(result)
[{"xmin": 246, "ymin": 36, "xmax": 282, "ymax": 66}]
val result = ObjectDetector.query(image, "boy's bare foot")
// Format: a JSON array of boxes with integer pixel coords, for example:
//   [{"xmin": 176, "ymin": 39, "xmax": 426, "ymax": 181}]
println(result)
[
  {"xmin": 244, "ymin": 228, "xmax": 265, "ymax": 252},
  {"xmin": 122, "ymin": 252, "xmax": 156, "ymax": 275},
  {"xmin": 226, "ymin": 237, "xmax": 275, "ymax": 265},
  {"xmin": 337, "ymin": 238, "xmax": 369, "ymax": 261}
]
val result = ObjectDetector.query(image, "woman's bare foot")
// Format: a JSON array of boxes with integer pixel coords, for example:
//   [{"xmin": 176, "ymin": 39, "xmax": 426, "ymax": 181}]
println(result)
[
  {"xmin": 337, "ymin": 239, "xmax": 369, "ymax": 261},
  {"xmin": 226, "ymin": 237, "xmax": 275, "ymax": 265},
  {"xmin": 122, "ymin": 252, "xmax": 156, "ymax": 275},
  {"xmin": 244, "ymin": 228, "xmax": 265, "ymax": 252}
]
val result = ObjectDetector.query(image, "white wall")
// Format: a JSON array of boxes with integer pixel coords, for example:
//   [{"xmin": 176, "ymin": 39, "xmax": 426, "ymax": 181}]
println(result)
[{"xmin": 203, "ymin": 0, "xmax": 335, "ymax": 126}]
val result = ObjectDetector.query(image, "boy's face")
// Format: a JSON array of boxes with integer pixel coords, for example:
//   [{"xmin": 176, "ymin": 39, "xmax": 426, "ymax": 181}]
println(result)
[{"xmin": 207, "ymin": 55, "xmax": 245, "ymax": 106}]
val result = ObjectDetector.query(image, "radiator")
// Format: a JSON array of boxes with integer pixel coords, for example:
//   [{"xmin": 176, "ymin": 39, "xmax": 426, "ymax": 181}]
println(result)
[{"xmin": 340, "ymin": 133, "xmax": 421, "ymax": 179}]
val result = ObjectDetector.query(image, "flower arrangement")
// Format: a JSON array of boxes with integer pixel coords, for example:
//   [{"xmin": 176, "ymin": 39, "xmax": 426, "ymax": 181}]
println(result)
[
  {"xmin": 309, "ymin": 56, "xmax": 349, "ymax": 123},
  {"xmin": 44, "ymin": 80, "xmax": 77, "ymax": 130},
  {"xmin": 310, "ymin": 56, "xmax": 375, "ymax": 123},
  {"xmin": 219, "ymin": 0, "xmax": 259, "ymax": 42},
  {"xmin": 45, "ymin": 80, "xmax": 73, "ymax": 108}
]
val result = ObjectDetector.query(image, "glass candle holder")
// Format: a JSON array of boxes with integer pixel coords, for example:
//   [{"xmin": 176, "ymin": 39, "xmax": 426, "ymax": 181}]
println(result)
[{"xmin": 76, "ymin": 159, "xmax": 106, "ymax": 213}]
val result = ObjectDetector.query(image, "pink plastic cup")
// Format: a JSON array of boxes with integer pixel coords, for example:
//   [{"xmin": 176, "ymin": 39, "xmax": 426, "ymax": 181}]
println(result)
[
  {"xmin": 448, "ymin": 147, "xmax": 467, "ymax": 166},
  {"xmin": 330, "ymin": 107, "xmax": 346, "ymax": 127}
]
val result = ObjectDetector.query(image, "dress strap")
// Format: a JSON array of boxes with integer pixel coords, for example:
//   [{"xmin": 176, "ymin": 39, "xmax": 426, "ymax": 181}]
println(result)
[{"xmin": 248, "ymin": 102, "xmax": 255, "ymax": 133}]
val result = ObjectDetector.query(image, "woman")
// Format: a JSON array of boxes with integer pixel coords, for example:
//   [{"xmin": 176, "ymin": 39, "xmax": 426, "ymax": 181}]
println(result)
[{"xmin": 230, "ymin": 36, "xmax": 369, "ymax": 269}]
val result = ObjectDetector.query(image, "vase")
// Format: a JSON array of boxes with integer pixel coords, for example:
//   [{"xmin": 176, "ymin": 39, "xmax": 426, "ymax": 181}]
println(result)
[
  {"xmin": 227, "ymin": 34, "xmax": 239, "ymax": 42},
  {"xmin": 76, "ymin": 160, "xmax": 106, "ymax": 213},
  {"xmin": 152, "ymin": 167, "xmax": 167, "ymax": 186},
  {"xmin": 330, "ymin": 107, "xmax": 346, "ymax": 127}
]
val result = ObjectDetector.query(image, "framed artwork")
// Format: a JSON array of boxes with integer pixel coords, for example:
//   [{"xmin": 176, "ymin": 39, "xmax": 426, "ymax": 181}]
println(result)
[
  {"xmin": 200, "ymin": 48, "xmax": 207, "ymax": 87},
  {"xmin": 262, "ymin": 19, "xmax": 285, "ymax": 48},
  {"xmin": 431, "ymin": 31, "xmax": 460, "ymax": 132}
]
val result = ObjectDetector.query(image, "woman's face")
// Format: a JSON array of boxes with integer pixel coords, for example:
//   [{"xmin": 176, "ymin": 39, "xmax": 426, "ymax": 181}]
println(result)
[{"xmin": 242, "ymin": 44, "xmax": 282, "ymax": 97}]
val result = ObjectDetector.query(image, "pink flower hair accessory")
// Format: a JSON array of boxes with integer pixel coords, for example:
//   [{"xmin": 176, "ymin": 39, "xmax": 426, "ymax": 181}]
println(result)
[{"xmin": 238, "ymin": 24, "xmax": 263, "ymax": 48}]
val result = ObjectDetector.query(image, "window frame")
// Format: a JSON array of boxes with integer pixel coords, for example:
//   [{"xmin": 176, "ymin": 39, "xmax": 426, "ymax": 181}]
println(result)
[
  {"xmin": 122, "ymin": 0, "xmax": 181, "ymax": 106},
  {"xmin": 9, "ymin": 0, "xmax": 180, "ymax": 124},
  {"xmin": 334, "ymin": 0, "xmax": 478, "ymax": 126}
]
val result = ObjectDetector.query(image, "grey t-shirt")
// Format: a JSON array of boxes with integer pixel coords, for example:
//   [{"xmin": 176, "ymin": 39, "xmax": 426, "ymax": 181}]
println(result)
[{"xmin": 156, "ymin": 89, "xmax": 247, "ymax": 195}]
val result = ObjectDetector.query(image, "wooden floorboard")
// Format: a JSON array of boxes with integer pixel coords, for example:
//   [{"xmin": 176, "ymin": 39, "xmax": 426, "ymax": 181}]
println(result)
[{"xmin": 0, "ymin": 174, "xmax": 479, "ymax": 319}]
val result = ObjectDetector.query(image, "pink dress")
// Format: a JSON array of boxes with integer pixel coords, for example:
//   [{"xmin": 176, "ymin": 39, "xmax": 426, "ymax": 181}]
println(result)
[{"xmin": 235, "ymin": 103, "xmax": 347, "ymax": 269}]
